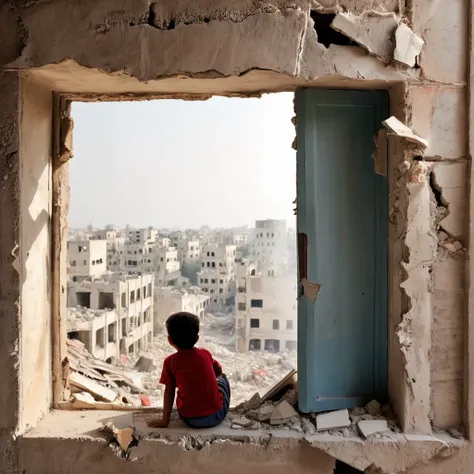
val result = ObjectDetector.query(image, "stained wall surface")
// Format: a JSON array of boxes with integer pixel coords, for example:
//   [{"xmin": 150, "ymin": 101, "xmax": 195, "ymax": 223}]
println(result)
[{"xmin": 0, "ymin": 0, "xmax": 472, "ymax": 472}]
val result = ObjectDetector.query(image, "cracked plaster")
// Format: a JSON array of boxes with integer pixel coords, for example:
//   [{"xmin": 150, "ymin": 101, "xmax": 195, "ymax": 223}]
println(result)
[{"xmin": 0, "ymin": 0, "xmax": 471, "ymax": 473}]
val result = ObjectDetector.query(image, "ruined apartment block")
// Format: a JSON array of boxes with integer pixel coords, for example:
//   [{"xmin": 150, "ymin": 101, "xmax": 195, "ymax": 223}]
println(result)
[
  {"xmin": 68, "ymin": 272, "xmax": 154, "ymax": 357},
  {"xmin": 68, "ymin": 239, "xmax": 107, "ymax": 282},
  {"xmin": 1, "ymin": 0, "xmax": 474, "ymax": 472},
  {"xmin": 154, "ymin": 286, "xmax": 210, "ymax": 328},
  {"xmin": 236, "ymin": 260, "xmax": 297, "ymax": 353},
  {"xmin": 251, "ymin": 219, "xmax": 289, "ymax": 276},
  {"xmin": 198, "ymin": 243, "xmax": 237, "ymax": 311}
]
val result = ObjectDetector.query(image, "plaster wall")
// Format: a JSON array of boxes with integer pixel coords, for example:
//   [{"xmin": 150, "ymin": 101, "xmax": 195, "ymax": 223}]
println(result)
[{"xmin": 0, "ymin": 0, "xmax": 471, "ymax": 472}]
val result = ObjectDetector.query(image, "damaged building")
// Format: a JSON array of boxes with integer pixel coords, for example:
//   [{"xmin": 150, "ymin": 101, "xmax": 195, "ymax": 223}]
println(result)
[{"xmin": 0, "ymin": 0, "xmax": 473, "ymax": 473}]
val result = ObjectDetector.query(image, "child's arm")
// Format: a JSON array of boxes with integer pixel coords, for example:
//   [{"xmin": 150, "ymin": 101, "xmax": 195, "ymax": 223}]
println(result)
[
  {"xmin": 148, "ymin": 383, "xmax": 175, "ymax": 428},
  {"xmin": 213, "ymin": 358, "xmax": 223, "ymax": 377}
]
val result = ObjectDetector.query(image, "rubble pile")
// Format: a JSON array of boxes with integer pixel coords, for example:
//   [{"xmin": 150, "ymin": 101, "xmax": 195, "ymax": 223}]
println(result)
[
  {"xmin": 231, "ymin": 371, "xmax": 400, "ymax": 439},
  {"xmin": 65, "ymin": 338, "xmax": 150, "ymax": 409}
]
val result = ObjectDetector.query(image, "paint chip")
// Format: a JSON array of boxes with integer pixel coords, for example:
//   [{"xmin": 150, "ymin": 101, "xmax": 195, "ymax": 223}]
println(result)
[
  {"xmin": 382, "ymin": 116, "xmax": 428, "ymax": 149},
  {"xmin": 393, "ymin": 22, "xmax": 424, "ymax": 67},
  {"xmin": 301, "ymin": 278, "xmax": 321, "ymax": 303}
]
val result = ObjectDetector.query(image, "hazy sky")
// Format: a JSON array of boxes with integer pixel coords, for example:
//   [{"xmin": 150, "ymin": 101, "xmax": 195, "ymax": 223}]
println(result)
[{"xmin": 70, "ymin": 94, "xmax": 296, "ymax": 229}]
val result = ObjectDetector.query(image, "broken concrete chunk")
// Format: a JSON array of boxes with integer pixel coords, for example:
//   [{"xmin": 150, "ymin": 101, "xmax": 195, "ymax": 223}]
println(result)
[
  {"xmin": 382, "ymin": 116, "xmax": 428, "ymax": 149},
  {"xmin": 102, "ymin": 422, "xmax": 135, "ymax": 452},
  {"xmin": 257, "ymin": 404, "xmax": 275, "ymax": 422},
  {"xmin": 316, "ymin": 409, "xmax": 351, "ymax": 431},
  {"xmin": 331, "ymin": 12, "xmax": 398, "ymax": 63},
  {"xmin": 243, "ymin": 392, "xmax": 261, "ymax": 411},
  {"xmin": 232, "ymin": 417, "xmax": 254, "ymax": 428},
  {"xmin": 394, "ymin": 22, "xmax": 424, "ymax": 67},
  {"xmin": 365, "ymin": 400, "xmax": 382, "ymax": 416},
  {"xmin": 69, "ymin": 372, "xmax": 117, "ymax": 402},
  {"xmin": 357, "ymin": 419, "xmax": 388, "ymax": 438},
  {"xmin": 270, "ymin": 400, "xmax": 299, "ymax": 425}
]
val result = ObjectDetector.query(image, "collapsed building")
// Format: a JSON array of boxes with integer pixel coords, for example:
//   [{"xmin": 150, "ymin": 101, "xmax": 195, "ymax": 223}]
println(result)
[
  {"xmin": 0, "ymin": 0, "xmax": 473, "ymax": 473},
  {"xmin": 68, "ymin": 272, "xmax": 154, "ymax": 358}
]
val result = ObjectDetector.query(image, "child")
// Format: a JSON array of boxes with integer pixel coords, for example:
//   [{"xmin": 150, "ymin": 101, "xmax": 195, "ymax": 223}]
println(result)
[{"xmin": 147, "ymin": 311, "xmax": 231, "ymax": 429}]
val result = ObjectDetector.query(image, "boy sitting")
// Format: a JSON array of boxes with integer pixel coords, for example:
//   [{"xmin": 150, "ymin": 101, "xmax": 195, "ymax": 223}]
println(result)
[{"xmin": 147, "ymin": 312, "xmax": 231, "ymax": 429}]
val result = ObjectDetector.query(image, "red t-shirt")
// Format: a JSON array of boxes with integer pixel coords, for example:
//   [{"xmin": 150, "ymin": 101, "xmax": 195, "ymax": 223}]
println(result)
[{"xmin": 159, "ymin": 348, "xmax": 224, "ymax": 418}]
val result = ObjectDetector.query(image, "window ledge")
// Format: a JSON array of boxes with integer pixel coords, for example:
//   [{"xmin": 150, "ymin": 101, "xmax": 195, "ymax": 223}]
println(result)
[{"xmin": 21, "ymin": 410, "xmax": 465, "ymax": 473}]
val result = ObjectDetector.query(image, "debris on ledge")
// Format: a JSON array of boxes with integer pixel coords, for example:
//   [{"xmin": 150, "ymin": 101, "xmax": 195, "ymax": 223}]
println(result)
[
  {"xmin": 62, "ymin": 338, "xmax": 149, "ymax": 409},
  {"xmin": 231, "ymin": 370, "xmax": 402, "ymax": 440}
]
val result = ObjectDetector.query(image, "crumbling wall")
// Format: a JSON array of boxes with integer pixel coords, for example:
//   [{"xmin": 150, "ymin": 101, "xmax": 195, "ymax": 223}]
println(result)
[
  {"xmin": 19, "ymin": 76, "xmax": 53, "ymax": 431},
  {"xmin": 0, "ymin": 0, "xmax": 472, "ymax": 472},
  {"xmin": 0, "ymin": 70, "xmax": 21, "ymax": 474},
  {"xmin": 408, "ymin": 85, "xmax": 468, "ymax": 430}
]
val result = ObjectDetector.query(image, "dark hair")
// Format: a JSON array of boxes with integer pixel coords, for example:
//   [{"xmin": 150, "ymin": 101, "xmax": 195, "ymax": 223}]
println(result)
[{"xmin": 166, "ymin": 312, "xmax": 200, "ymax": 350}]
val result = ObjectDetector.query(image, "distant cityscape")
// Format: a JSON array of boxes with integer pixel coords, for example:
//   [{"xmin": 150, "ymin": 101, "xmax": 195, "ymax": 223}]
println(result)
[{"xmin": 66, "ymin": 220, "xmax": 297, "ymax": 364}]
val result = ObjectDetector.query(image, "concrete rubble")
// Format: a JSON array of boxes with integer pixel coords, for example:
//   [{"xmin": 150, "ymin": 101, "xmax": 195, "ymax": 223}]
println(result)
[
  {"xmin": 231, "ymin": 374, "xmax": 403, "ymax": 441},
  {"xmin": 331, "ymin": 12, "xmax": 398, "ymax": 63},
  {"xmin": 63, "ymin": 338, "xmax": 149, "ymax": 409}
]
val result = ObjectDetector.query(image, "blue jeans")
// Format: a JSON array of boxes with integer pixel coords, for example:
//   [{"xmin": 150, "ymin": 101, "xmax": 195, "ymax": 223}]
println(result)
[{"xmin": 180, "ymin": 376, "xmax": 231, "ymax": 429}]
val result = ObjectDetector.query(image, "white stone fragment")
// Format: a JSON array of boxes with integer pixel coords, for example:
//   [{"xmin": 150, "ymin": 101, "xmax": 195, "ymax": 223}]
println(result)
[
  {"xmin": 382, "ymin": 116, "xmax": 428, "ymax": 149},
  {"xmin": 316, "ymin": 409, "xmax": 351, "ymax": 431},
  {"xmin": 232, "ymin": 417, "xmax": 254, "ymax": 428},
  {"xmin": 357, "ymin": 419, "xmax": 388, "ymax": 438},
  {"xmin": 331, "ymin": 12, "xmax": 398, "ymax": 63},
  {"xmin": 394, "ymin": 22, "xmax": 424, "ymax": 67}
]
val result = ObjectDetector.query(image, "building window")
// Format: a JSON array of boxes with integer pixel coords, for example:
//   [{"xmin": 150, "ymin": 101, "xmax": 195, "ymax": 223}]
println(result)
[
  {"xmin": 286, "ymin": 320, "xmax": 294, "ymax": 330},
  {"xmin": 211, "ymin": 262, "xmax": 216, "ymax": 268},
  {"xmin": 250, "ymin": 318, "xmax": 259, "ymax": 328},
  {"xmin": 200, "ymin": 278, "xmax": 204, "ymax": 284},
  {"xmin": 286, "ymin": 341, "xmax": 297, "ymax": 351},
  {"xmin": 251, "ymin": 299, "xmax": 263, "ymax": 308},
  {"xmin": 264, "ymin": 339, "xmax": 280, "ymax": 353},
  {"xmin": 249, "ymin": 339, "xmax": 261, "ymax": 351},
  {"xmin": 121, "ymin": 292, "xmax": 126, "ymax": 307},
  {"xmin": 70, "ymin": 260, "xmax": 77, "ymax": 267},
  {"xmin": 219, "ymin": 289, "xmax": 223, "ymax": 294},
  {"xmin": 273, "ymin": 320, "xmax": 280, "ymax": 330},
  {"xmin": 137, "ymin": 288, "xmax": 141, "ymax": 300},
  {"xmin": 238, "ymin": 302, "xmax": 246, "ymax": 311},
  {"xmin": 130, "ymin": 291, "xmax": 135, "ymax": 303},
  {"xmin": 211, "ymin": 279, "xmax": 215, "ymax": 284}
]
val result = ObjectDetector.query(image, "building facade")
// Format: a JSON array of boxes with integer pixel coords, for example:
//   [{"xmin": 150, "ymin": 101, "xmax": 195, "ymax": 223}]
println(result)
[
  {"xmin": 67, "ymin": 240, "xmax": 107, "ymax": 282},
  {"xmin": 236, "ymin": 260, "xmax": 297, "ymax": 353},
  {"xmin": 198, "ymin": 244, "xmax": 236, "ymax": 311},
  {"xmin": 67, "ymin": 272, "xmax": 154, "ymax": 359},
  {"xmin": 154, "ymin": 286, "xmax": 209, "ymax": 330},
  {"xmin": 251, "ymin": 219, "xmax": 288, "ymax": 276}
]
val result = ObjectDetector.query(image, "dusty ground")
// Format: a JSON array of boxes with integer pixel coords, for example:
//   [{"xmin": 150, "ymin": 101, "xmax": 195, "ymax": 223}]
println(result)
[{"xmin": 136, "ymin": 313, "xmax": 297, "ymax": 407}]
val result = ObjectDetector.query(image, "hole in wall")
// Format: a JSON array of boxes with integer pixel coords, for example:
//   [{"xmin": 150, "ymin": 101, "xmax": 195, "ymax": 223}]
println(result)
[
  {"xmin": 334, "ymin": 461, "xmax": 363, "ymax": 473},
  {"xmin": 310, "ymin": 12, "xmax": 357, "ymax": 48},
  {"xmin": 429, "ymin": 170, "xmax": 444, "ymax": 208}
]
